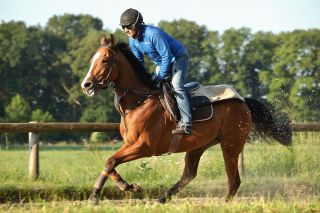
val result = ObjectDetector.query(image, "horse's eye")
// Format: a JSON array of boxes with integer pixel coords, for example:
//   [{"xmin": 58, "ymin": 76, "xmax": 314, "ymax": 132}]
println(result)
[{"xmin": 102, "ymin": 58, "xmax": 108, "ymax": 64}]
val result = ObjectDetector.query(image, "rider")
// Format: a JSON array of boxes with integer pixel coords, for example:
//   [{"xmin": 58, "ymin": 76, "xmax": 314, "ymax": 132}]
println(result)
[{"xmin": 120, "ymin": 8, "xmax": 192, "ymax": 135}]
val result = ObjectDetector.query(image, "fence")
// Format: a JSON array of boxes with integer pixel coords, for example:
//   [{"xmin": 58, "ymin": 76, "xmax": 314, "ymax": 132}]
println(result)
[
  {"xmin": 0, "ymin": 122, "xmax": 119, "ymax": 180},
  {"xmin": 0, "ymin": 122, "xmax": 319, "ymax": 179}
]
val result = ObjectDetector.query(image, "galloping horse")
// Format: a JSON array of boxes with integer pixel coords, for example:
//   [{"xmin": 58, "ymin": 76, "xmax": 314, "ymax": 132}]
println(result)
[{"xmin": 81, "ymin": 35, "xmax": 292, "ymax": 204}]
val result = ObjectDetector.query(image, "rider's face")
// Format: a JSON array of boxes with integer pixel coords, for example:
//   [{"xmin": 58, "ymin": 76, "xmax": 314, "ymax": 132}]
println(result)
[{"xmin": 123, "ymin": 25, "xmax": 138, "ymax": 38}]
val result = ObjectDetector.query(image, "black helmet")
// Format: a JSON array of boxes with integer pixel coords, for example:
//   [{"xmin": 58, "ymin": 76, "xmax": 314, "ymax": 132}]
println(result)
[{"xmin": 120, "ymin": 8, "xmax": 143, "ymax": 27}]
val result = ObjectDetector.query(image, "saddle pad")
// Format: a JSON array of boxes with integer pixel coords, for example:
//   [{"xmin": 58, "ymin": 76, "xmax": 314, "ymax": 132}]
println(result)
[
  {"xmin": 191, "ymin": 104, "xmax": 213, "ymax": 122},
  {"xmin": 189, "ymin": 84, "xmax": 245, "ymax": 102},
  {"xmin": 189, "ymin": 95, "xmax": 211, "ymax": 108}
]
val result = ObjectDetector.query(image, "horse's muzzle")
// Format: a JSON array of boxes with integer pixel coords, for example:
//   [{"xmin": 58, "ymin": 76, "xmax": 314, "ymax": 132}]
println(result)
[
  {"xmin": 82, "ymin": 80, "xmax": 96, "ymax": 96},
  {"xmin": 82, "ymin": 87, "xmax": 95, "ymax": 97}
]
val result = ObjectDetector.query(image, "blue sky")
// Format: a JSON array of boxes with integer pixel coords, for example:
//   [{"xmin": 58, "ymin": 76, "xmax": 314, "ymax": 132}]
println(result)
[{"xmin": 0, "ymin": 0, "xmax": 319, "ymax": 33}]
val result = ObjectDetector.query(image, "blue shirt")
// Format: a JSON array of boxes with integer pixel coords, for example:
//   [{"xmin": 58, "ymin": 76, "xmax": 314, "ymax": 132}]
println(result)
[{"xmin": 129, "ymin": 25, "xmax": 188, "ymax": 80}]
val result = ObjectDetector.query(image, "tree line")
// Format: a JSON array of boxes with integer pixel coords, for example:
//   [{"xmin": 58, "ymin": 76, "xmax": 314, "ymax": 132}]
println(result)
[{"xmin": 0, "ymin": 14, "xmax": 319, "ymax": 142}]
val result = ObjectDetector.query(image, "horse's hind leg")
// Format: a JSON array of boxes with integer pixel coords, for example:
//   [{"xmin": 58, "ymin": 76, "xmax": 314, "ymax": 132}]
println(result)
[
  {"xmin": 158, "ymin": 146, "xmax": 207, "ymax": 203},
  {"xmin": 220, "ymin": 132, "xmax": 247, "ymax": 201}
]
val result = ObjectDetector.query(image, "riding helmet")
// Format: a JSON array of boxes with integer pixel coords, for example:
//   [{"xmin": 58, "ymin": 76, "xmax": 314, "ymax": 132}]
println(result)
[{"xmin": 120, "ymin": 8, "xmax": 143, "ymax": 27}]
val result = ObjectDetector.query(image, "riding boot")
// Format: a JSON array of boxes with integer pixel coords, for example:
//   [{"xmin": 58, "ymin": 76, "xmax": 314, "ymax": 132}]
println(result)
[{"xmin": 172, "ymin": 123, "xmax": 192, "ymax": 135}]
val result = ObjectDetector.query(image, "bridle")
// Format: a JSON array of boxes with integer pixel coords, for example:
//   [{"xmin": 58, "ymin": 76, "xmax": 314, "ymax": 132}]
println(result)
[{"xmin": 96, "ymin": 45, "xmax": 118, "ymax": 89}]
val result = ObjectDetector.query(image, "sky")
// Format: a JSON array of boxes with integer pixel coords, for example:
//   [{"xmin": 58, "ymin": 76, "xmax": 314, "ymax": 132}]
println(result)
[{"xmin": 0, "ymin": 0, "xmax": 319, "ymax": 33}]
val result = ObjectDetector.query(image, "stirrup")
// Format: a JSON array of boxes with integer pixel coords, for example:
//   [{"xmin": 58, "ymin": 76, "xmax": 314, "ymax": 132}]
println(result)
[{"xmin": 172, "ymin": 125, "xmax": 192, "ymax": 135}]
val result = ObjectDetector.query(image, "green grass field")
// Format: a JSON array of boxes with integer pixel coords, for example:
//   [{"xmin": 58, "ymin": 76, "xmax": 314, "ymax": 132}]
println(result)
[{"xmin": 0, "ymin": 132, "xmax": 319, "ymax": 212}]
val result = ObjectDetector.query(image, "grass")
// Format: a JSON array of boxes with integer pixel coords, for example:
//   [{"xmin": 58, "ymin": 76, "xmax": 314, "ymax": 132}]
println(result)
[
  {"xmin": 0, "ymin": 197, "xmax": 319, "ymax": 213},
  {"xmin": 0, "ymin": 132, "xmax": 319, "ymax": 210}
]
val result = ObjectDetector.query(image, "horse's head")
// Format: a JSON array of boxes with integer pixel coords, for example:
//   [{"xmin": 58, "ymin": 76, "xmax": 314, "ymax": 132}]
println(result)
[{"xmin": 81, "ymin": 34, "xmax": 119, "ymax": 96}]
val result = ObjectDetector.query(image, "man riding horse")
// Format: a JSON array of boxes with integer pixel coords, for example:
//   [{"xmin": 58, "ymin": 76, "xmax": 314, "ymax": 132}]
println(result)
[
  {"xmin": 120, "ymin": 8, "xmax": 192, "ymax": 135},
  {"xmin": 80, "ymin": 10, "xmax": 291, "ymax": 204}
]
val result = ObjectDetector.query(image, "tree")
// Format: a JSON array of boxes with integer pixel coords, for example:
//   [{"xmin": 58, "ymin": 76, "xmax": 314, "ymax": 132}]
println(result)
[
  {"xmin": 31, "ymin": 109, "xmax": 55, "ymax": 122},
  {"xmin": 267, "ymin": 30, "xmax": 320, "ymax": 121},
  {"xmin": 200, "ymin": 31, "xmax": 221, "ymax": 85},
  {"xmin": 239, "ymin": 31, "xmax": 278, "ymax": 98},
  {"xmin": 5, "ymin": 94, "xmax": 31, "ymax": 122},
  {"xmin": 46, "ymin": 14, "xmax": 103, "ymax": 44},
  {"xmin": 0, "ymin": 21, "xmax": 29, "ymax": 117},
  {"xmin": 217, "ymin": 28, "xmax": 251, "ymax": 94}
]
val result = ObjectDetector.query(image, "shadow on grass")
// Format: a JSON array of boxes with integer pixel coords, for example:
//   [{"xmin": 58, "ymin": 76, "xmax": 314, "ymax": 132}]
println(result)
[{"xmin": 1, "ymin": 182, "xmax": 319, "ymax": 204}]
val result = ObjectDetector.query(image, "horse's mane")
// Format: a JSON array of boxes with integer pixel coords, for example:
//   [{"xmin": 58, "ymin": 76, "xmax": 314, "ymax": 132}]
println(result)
[{"xmin": 112, "ymin": 43, "xmax": 157, "ymax": 90}]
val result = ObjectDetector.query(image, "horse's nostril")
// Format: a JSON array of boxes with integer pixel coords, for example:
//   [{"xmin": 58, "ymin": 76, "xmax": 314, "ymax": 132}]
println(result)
[
  {"xmin": 102, "ymin": 79, "xmax": 109, "ymax": 86},
  {"xmin": 84, "ymin": 82, "xmax": 93, "ymax": 88}
]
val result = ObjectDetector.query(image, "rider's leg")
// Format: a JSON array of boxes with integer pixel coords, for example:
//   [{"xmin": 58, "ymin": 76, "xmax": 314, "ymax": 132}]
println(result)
[{"xmin": 171, "ymin": 55, "xmax": 192, "ymax": 135}]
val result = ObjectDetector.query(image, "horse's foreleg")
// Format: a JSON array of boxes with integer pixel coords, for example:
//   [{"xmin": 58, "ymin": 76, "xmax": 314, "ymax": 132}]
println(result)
[
  {"xmin": 108, "ymin": 169, "xmax": 143, "ymax": 193},
  {"xmin": 158, "ymin": 147, "xmax": 206, "ymax": 204},
  {"xmin": 88, "ymin": 169, "xmax": 109, "ymax": 204},
  {"xmin": 105, "ymin": 142, "xmax": 148, "ymax": 194},
  {"xmin": 89, "ymin": 142, "xmax": 148, "ymax": 204},
  {"xmin": 88, "ymin": 144, "xmax": 131, "ymax": 204},
  {"xmin": 88, "ymin": 168, "xmax": 143, "ymax": 205}
]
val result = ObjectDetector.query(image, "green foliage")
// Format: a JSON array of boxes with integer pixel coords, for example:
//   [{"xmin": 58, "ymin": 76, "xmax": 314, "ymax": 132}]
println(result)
[
  {"xmin": 267, "ymin": 30, "xmax": 320, "ymax": 121},
  {"xmin": 4, "ymin": 94, "xmax": 31, "ymax": 122},
  {"xmin": 31, "ymin": 109, "xmax": 55, "ymax": 122},
  {"xmin": 218, "ymin": 28, "xmax": 251, "ymax": 93},
  {"xmin": 90, "ymin": 132, "xmax": 109, "ymax": 142},
  {"xmin": 240, "ymin": 31, "xmax": 278, "ymax": 98}
]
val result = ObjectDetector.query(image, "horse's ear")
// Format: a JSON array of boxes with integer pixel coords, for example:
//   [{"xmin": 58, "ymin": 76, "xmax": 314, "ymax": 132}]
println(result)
[
  {"xmin": 100, "ymin": 35, "xmax": 108, "ymax": 46},
  {"xmin": 109, "ymin": 34, "xmax": 115, "ymax": 45}
]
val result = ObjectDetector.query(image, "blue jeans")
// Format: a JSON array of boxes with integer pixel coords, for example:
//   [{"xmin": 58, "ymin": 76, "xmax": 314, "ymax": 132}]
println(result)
[{"xmin": 171, "ymin": 55, "xmax": 192, "ymax": 126}]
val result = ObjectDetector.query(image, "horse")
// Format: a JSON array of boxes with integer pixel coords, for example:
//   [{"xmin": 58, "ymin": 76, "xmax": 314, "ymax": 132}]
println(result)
[{"xmin": 81, "ymin": 34, "xmax": 292, "ymax": 204}]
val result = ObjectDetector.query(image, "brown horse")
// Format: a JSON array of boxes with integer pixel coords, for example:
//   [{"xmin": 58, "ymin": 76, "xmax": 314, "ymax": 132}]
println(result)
[{"xmin": 81, "ymin": 35, "xmax": 292, "ymax": 204}]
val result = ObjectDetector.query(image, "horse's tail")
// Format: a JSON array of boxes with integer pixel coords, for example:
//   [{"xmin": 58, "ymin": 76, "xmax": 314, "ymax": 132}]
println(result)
[{"xmin": 245, "ymin": 98, "xmax": 292, "ymax": 146}]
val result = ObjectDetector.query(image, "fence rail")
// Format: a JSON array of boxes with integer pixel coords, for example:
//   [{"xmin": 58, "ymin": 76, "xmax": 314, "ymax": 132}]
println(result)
[
  {"xmin": 0, "ymin": 122, "xmax": 119, "ymax": 133},
  {"xmin": 290, "ymin": 123, "xmax": 320, "ymax": 131},
  {"xmin": 1, "ymin": 122, "xmax": 320, "ymax": 133}
]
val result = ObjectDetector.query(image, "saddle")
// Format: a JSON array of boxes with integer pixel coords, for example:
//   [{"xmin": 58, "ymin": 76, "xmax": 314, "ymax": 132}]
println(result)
[{"xmin": 161, "ymin": 81, "xmax": 212, "ymax": 122}]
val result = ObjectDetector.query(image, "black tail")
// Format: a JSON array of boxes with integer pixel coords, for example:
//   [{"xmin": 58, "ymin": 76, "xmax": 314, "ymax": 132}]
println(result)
[{"xmin": 245, "ymin": 98, "xmax": 292, "ymax": 146}]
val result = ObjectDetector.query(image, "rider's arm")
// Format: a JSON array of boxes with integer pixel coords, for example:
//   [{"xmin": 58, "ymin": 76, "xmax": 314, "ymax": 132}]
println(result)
[
  {"xmin": 129, "ymin": 39, "xmax": 145, "ymax": 64},
  {"xmin": 151, "ymin": 33, "xmax": 173, "ymax": 80}
]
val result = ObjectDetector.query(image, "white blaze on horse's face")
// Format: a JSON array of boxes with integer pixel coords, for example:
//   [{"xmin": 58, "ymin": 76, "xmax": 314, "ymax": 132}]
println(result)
[{"xmin": 81, "ymin": 51, "xmax": 102, "ymax": 96}]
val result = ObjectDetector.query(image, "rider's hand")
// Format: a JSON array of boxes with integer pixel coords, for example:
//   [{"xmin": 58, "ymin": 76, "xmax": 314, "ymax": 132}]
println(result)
[{"xmin": 152, "ymin": 73, "xmax": 162, "ymax": 89}]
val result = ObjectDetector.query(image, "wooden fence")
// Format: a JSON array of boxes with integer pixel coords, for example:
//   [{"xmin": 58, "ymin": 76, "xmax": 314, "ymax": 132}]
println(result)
[
  {"xmin": 0, "ymin": 122, "xmax": 119, "ymax": 180},
  {"xmin": 0, "ymin": 122, "xmax": 319, "ymax": 180}
]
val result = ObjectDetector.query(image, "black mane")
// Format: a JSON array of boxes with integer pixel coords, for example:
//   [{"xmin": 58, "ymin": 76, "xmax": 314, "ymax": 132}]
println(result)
[{"xmin": 113, "ymin": 43, "xmax": 157, "ymax": 90}]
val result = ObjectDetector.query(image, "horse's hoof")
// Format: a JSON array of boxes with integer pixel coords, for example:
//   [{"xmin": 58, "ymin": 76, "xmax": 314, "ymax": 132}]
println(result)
[
  {"xmin": 131, "ymin": 183, "xmax": 143, "ymax": 194},
  {"xmin": 157, "ymin": 196, "xmax": 167, "ymax": 204},
  {"xmin": 225, "ymin": 196, "xmax": 233, "ymax": 202},
  {"xmin": 88, "ymin": 193, "xmax": 99, "ymax": 205}
]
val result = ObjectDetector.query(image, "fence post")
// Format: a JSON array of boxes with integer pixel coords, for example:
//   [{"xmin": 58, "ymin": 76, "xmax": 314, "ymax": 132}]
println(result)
[
  {"xmin": 238, "ymin": 151, "xmax": 244, "ymax": 176},
  {"xmin": 28, "ymin": 121, "xmax": 39, "ymax": 180},
  {"xmin": 5, "ymin": 133, "xmax": 9, "ymax": 150}
]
